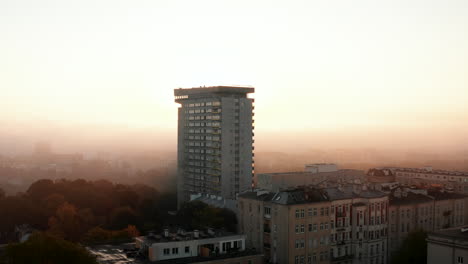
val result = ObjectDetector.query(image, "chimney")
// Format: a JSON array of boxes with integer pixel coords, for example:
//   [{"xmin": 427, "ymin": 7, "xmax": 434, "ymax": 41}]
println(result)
[
  {"xmin": 164, "ymin": 229, "xmax": 169, "ymax": 238},
  {"xmin": 193, "ymin": 230, "xmax": 199, "ymax": 239}
]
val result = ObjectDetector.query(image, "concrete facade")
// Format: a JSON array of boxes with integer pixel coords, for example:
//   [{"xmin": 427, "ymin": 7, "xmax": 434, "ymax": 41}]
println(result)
[{"xmin": 174, "ymin": 86, "xmax": 254, "ymax": 207}]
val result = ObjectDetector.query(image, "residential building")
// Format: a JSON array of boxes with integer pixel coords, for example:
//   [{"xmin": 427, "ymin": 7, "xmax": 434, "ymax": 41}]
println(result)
[
  {"xmin": 427, "ymin": 227, "xmax": 468, "ymax": 264},
  {"xmin": 371, "ymin": 166, "xmax": 468, "ymax": 194},
  {"xmin": 135, "ymin": 228, "xmax": 262, "ymax": 263},
  {"xmin": 388, "ymin": 187, "xmax": 468, "ymax": 257},
  {"xmin": 238, "ymin": 186, "xmax": 388, "ymax": 264},
  {"xmin": 174, "ymin": 86, "xmax": 255, "ymax": 207}
]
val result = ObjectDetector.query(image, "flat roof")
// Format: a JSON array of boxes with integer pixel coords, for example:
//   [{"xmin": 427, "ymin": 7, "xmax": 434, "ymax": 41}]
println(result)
[
  {"xmin": 429, "ymin": 227, "xmax": 468, "ymax": 241},
  {"xmin": 174, "ymin": 86, "xmax": 254, "ymax": 96},
  {"xmin": 136, "ymin": 229, "xmax": 241, "ymax": 244}
]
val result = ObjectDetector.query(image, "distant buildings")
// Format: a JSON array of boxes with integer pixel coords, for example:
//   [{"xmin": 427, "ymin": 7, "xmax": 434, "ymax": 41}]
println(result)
[
  {"xmin": 257, "ymin": 164, "xmax": 365, "ymax": 192},
  {"xmin": 427, "ymin": 227, "xmax": 468, "ymax": 264},
  {"xmin": 174, "ymin": 86, "xmax": 255, "ymax": 207},
  {"xmin": 135, "ymin": 228, "xmax": 262, "ymax": 263},
  {"xmin": 368, "ymin": 166, "xmax": 468, "ymax": 194},
  {"xmin": 238, "ymin": 186, "xmax": 388, "ymax": 264}
]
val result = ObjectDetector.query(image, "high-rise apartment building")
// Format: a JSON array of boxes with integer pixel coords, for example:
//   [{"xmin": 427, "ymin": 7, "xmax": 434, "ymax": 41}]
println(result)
[{"xmin": 174, "ymin": 86, "xmax": 255, "ymax": 207}]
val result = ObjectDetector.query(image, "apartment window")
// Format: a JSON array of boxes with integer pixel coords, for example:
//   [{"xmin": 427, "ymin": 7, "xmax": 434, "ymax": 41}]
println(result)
[
  {"xmin": 172, "ymin": 248, "xmax": 178, "ymax": 254},
  {"xmin": 295, "ymin": 240, "xmax": 300, "ymax": 249},
  {"xmin": 308, "ymin": 224, "xmax": 312, "ymax": 232},
  {"xmin": 300, "ymin": 239, "xmax": 305, "ymax": 248},
  {"xmin": 320, "ymin": 223, "xmax": 324, "ymax": 230},
  {"xmin": 330, "ymin": 220, "xmax": 334, "ymax": 229},
  {"xmin": 313, "ymin": 208, "xmax": 318, "ymax": 216},
  {"xmin": 320, "ymin": 208, "xmax": 324, "ymax": 216},
  {"xmin": 296, "ymin": 209, "xmax": 300, "ymax": 218},
  {"xmin": 312, "ymin": 253, "xmax": 317, "ymax": 261},
  {"xmin": 331, "ymin": 206, "xmax": 335, "ymax": 214},
  {"xmin": 301, "ymin": 224, "xmax": 305, "ymax": 233},
  {"xmin": 458, "ymin": 256, "xmax": 464, "ymax": 264},
  {"xmin": 163, "ymin": 248, "xmax": 170, "ymax": 255},
  {"xmin": 301, "ymin": 209, "xmax": 305, "ymax": 218},
  {"xmin": 295, "ymin": 225, "xmax": 300, "ymax": 233},
  {"xmin": 300, "ymin": 255, "xmax": 305, "ymax": 264},
  {"xmin": 295, "ymin": 256, "xmax": 299, "ymax": 264},
  {"xmin": 308, "ymin": 208, "xmax": 313, "ymax": 216},
  {"xmin": 185, "ymin": 246, "xmax": 189, "ymax": 253},
  {"xmin": 313, "ymin": 224, "xmax": 318, "ymax": 232},
  {"xmin": 325, "ymin": 207, "xmax": 329, "ymax": 216},
  {"xmin": 325, "ymin": 223, "xmax": 329, "ymax": 230},
  {"xmin": 308, "ymin": 254, "xmax": 312, "ymax": 264}
]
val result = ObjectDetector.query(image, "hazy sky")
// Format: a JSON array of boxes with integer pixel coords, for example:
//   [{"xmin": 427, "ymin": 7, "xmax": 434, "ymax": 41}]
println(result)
[{"xmin": 1, "ymin": 0, "xmax": 467, "ymax": 138}]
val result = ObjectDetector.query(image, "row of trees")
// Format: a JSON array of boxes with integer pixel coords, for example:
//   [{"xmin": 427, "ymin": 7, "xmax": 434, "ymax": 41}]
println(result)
[
  {"xmin": 0, "ymin": 178, "xmax": 176, "ymax": 243},
  {"xmin": 0, "ymin": 178, "xmax": 237, "ymax": 244}
]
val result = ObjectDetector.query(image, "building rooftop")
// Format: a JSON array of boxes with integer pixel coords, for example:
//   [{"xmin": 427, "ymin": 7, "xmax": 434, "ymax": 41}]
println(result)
[
  {"xmin": 392, "ymin": 167, "xmax": 468, "ymax": 177},
  {"xmin": 389, "ymin": 192, "xmax": 433, "ymax": 206},
  {"xmin": 174, "ymin": 86, "xmax": 254, "ymax": 96},
  {"xmin": 260, "ymin": 169, "xmax": 363, "ymax": 176},
  {"xmin": 137, "ymin": 228, "xmax": 238, "ymax": 245},
  {"xmin": 239, "ymin": 186, "xmax": 386, "ymax": 205},
  {"xmin": 153, "ymin": 249, "xmax": 261, "ymax": 264},
  {"xmin": 429, "ymin": 227, "xmax": 468, "ymax": 241},
  {"xmin": 428, "ymin": 190, "xmax": 467, "ymax": 201}
]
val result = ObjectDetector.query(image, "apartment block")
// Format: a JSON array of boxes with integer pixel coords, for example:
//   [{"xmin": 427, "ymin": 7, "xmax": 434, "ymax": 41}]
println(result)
[
  {"xmin": 388, "ymin": 187, "xmax": 468, "ymax": 257},
  {"xmin": 238, "ymin": 187, "xmax": 388, "ymax": 264},
  {"xmin": 174, "ymin": 86, "xmax": 255, "ymax": 207}
]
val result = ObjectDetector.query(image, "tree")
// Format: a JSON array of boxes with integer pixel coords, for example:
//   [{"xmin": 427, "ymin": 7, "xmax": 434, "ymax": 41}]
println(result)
[
  {"xmin": 42, "ymin": 193, "xmax": 65, "ymax": 215},
  {"xmin": 48, "ymin": 202, "xmax": 83, "ymax": 241},
  {"xmin": 176, "ymin": 201, "xmax": 237, "ymax": 232},
  {"xmin": 27, "ymin": 179, "xmax": 55, "ymax": 201},
  {"xmin": 109, "ymin": 206, "xmax": 138, "ymax": 229},
  {"xmin": 4, "ymin": 232, "xmax": 98, "ymax": 264},
  {"xmin": 391, "ymin": 230, "xmax": 427, "ymax": 264}
]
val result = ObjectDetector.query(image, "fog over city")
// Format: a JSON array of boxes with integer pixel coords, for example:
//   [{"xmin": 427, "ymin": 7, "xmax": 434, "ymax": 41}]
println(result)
[{"xmin": 1, "ymin": 1, "xmax": 468, "ymax": 263}]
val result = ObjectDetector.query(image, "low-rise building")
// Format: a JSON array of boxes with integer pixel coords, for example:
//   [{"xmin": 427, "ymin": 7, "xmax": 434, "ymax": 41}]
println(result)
[{"xmin": 135, "ymin": 228, "xmax": 262, "ymax": 264}]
